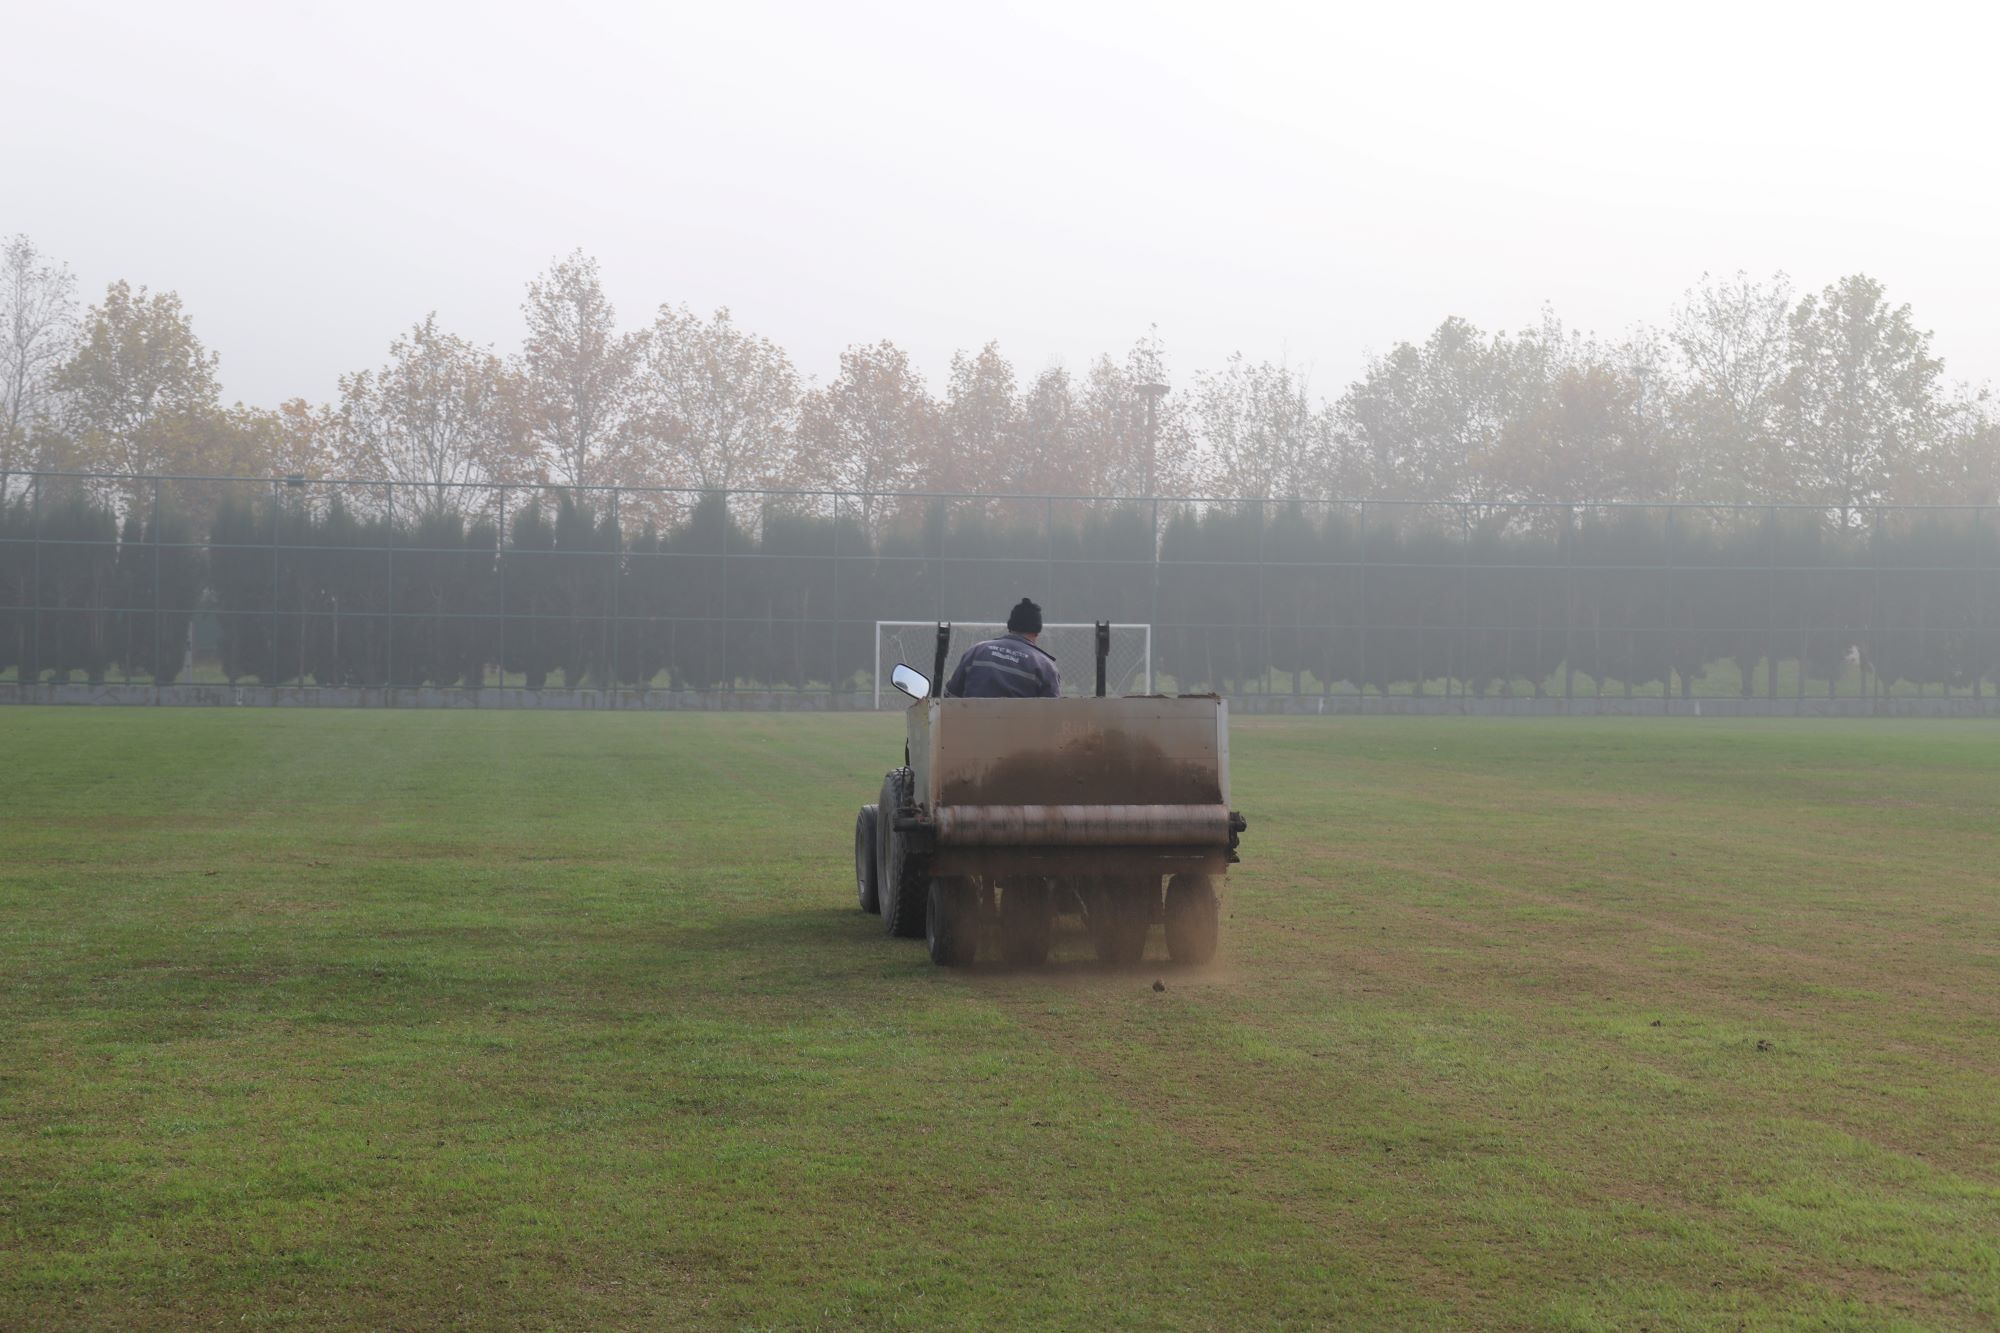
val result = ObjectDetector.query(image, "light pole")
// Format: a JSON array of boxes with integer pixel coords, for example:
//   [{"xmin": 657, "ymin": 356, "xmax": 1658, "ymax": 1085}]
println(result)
[{"xmin": 1136, "ymin": 382, "xmax": 1168, "ymax": 499}]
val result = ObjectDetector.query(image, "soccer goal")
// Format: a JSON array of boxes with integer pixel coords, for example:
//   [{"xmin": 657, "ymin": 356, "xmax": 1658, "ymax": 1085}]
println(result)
[{"xmin": 874, "ymin": 621, "xmax": 1153, "ymax": 708}]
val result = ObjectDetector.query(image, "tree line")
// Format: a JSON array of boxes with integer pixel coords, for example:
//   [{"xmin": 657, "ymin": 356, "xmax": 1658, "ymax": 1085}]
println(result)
[
  {"xmin": 3, "ymin": 487, "xmax": 1994, "ymax": 697},
  {"xmin": 3, "ymin": 233, "xmax": 1995, "ymax": 522}
]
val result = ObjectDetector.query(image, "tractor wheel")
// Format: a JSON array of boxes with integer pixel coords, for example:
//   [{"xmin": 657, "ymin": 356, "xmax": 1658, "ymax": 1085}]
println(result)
[
  {"xmin": 875, "ymin": 772, "xmax": 900, "ymax": 899},
  {"xmin": 926, "ymin": 876, "xmax": 977, "ymax": 966},
  {"xmin": 999, "ymin": 878, "xmax": 1052, "ymax": 966},
  {"xmin": 854, "ymin": 805, "xmax": 880, "ymax": 914},
  {"xmin": 1090, "ymin": 878, "xmax": 1155, "ymax": 966},
  {"xmin": 878, "ymin": 770, "xmax": 927, "ymax": 938},
  {"xmin": 1164, "ymin": 873, "xmax": 1220, "ymax": 965}
]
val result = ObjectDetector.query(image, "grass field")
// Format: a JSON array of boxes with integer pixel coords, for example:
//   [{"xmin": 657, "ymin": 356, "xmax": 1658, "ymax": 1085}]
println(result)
[{"xmin": 2, "ymin": 711, "xmax": 1998, "ymax": 1329}]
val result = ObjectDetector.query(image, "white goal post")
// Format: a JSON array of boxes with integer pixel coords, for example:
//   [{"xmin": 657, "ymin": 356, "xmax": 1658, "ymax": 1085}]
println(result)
[{"xmin": 874, "ymin": 621, "xmax": 1153, "ymax": 708}]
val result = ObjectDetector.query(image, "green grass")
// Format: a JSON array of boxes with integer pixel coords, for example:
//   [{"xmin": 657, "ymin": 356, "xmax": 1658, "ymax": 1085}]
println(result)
[{"xmin": 2, "ymin": 712, "xmax": 1998, "ymax": 1329}]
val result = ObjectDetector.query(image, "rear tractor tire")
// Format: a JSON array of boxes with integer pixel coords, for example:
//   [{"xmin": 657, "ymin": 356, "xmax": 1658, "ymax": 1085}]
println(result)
[
  {"xmin": 926, "ymin": 875, "xmax": 978, "ymax": 967},
  {"xmin": 853, "ymin": 805, "xmax": 881, "ymax": 914},
  {"xmin": 878, "ymin": 770, "xmax": 927, "ymax": 938},
  {"xmin": 1164, "ymin": 872, "xmax": 1220, "ymax": 965}
]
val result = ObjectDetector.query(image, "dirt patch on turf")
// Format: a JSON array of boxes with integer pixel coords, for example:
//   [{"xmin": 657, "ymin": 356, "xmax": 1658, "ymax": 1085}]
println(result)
[
  {"xmin": 1345, "ymin": 842, "xmax": 2000, "ymax": 1018},
  {"xmin": 979, "ymin": 951, "xmax": 1994, "ymax": 1326}
]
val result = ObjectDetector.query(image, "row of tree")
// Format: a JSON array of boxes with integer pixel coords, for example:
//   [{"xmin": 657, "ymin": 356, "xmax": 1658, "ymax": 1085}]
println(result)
[
  {"xmin": 4, "ymin": 233, "xmax": 1996, "ymax": 522},
  {"xmin": 0, "ymin": 491, "xmax": 200, "ymax": 685},
  {"xmin": 4, "ymin": 489, "xmax": 1995, "ymax": 696}
]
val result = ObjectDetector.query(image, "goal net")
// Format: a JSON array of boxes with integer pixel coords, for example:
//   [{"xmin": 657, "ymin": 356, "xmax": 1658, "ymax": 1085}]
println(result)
[{"xmin": 875, "ymin": 622, "xmax": 1153, "ymax": 708}]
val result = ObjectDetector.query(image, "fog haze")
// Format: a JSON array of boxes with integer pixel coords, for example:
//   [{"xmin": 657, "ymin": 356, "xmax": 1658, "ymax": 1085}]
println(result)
[{"xmin": 7, "ymin": 0, "xmax": 1995, "ymax": 404}]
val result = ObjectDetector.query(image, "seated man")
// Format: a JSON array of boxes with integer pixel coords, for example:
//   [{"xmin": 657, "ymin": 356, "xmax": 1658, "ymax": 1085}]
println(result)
[{"xmin": 943, "ymin": 598, "xmax": 1061, "ymax": 698}]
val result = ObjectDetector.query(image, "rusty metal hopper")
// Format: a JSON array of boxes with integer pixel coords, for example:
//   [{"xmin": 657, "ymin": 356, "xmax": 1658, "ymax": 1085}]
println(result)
[{"xmin": 901, "ymin": 696, "xmax": 1238, "ymax": 876}]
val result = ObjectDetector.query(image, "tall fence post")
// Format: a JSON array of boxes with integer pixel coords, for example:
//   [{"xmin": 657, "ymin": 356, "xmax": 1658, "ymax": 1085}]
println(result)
[
  {"xmin": 496, "ymin": 486, "xmax": 507, "ymax": 691},
  {"xmin": 1357, "ymin": 500, "xmax": 1370, "ymax": 702},
  {"xmin": 1562, "ymin": 504, "xmax": 1575, "ymax": 708},
  {"xmin": 1664, "ymin": 506, "xmax": 1676, "ymax": 713},
  {"xmin": 29, "ymin": 472, "xmax": 41, "ymax": 686},
  {"xmin": 830, "ymin": 491, "xmax": 841, "ymax": 709},
  {"xmin": 609, "ymin": 486, "xmax": 621, "ymax": 701},
  {"xmin": 118, "ymin": 493, "xmax": 133, "ymax": 687},
  {"xmin": 1765, "ymin": 506, "xmax": 1778, "ymax": 702},
  {"xmin": 719, "ymin": 489, "xmax": 729, "ymax": 697},
  {"xmin": 1044, "ymin": 494, "xmax": 1055, "ymax": 612},
  {"xmin": 269, "ymin": 482, "xmax": 282, "ymax": 687},
  {"xmin": 150, "ymin": 478, "xmax": 163, "ymax": 694},
  {"xmin": 1980, "ymin": 506, "xmax": 1992, "ymax": 708},
  {"xmin": 1869, "ymin": 505, "xmax": 1883, "ymax": 714},
  {"xmin": 384, "ymin": 483, "xmax": 395, "ymax": 694},
  {"xmin": 1257, "ymin": 497, "xmax": 1269, "ymax": 697},
  {"xmin": 1456, "ymin": 504, "xmax": 1471, "ymax": 702},
  {"xmin": 1150, "ymin": 494, "xmax": 1162, "ymax": 694}
]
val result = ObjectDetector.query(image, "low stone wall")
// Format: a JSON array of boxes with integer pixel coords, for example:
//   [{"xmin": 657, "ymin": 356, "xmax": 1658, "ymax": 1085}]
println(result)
[
  {"xmin": 0, "ymin": 683, "xmax": 876, "ymax": 710},
  {"xmin": 4, "ymin": 681, "xmax": 1996, "ymax": 717}
]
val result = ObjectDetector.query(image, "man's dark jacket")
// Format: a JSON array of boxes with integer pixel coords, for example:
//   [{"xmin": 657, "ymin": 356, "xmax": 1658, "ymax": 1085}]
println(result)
[{"xmin": 943, "ymin": 632, "xmax": 1061, "ymax": 698}]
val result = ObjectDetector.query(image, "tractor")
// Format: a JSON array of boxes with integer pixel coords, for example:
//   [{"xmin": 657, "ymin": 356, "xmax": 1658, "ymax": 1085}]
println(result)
[{"xmin": 853, "ymin": 623, "xmax": 1247, "ymax": 967}]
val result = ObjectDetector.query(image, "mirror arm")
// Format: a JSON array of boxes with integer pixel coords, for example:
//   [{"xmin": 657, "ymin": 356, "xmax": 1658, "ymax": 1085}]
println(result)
[{"xmin": 932, "ymin": 622, "xmax": 952, "ymax": 695}]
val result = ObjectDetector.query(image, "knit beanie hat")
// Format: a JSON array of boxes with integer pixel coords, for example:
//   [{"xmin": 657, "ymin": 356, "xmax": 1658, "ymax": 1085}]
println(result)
[{"xmin": 1006, "ymin": 597, "xmax": 1043, "ymax": 635}]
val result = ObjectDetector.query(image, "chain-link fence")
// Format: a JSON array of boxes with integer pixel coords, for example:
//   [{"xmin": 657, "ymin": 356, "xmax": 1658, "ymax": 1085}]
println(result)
[{"xmin": 1, "ymin": 471, "xmax": 1996, "ymax": 705}]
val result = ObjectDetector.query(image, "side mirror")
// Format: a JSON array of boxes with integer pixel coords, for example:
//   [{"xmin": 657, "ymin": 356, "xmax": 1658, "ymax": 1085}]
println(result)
[{"xmin": 891, "ymin": 663, "xmax": 931, "ymax": 700}]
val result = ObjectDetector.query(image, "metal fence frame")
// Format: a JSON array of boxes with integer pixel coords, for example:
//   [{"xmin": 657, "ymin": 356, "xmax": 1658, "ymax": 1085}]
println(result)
[{"xmin": 2, "ymin": 469, "xmax": 1996, "ymax": 707}]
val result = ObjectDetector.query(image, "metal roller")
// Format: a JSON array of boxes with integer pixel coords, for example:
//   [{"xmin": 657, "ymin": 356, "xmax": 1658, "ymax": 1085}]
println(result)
[{"xmin": 931, "ymin": 803, "xmax": 1232, "ymax": 847}]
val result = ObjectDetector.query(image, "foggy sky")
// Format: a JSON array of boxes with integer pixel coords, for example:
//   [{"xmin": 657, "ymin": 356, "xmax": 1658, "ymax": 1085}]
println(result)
[{"xmin": 6, "ymin": 0, "xmax": 1995, "ymax": 407}]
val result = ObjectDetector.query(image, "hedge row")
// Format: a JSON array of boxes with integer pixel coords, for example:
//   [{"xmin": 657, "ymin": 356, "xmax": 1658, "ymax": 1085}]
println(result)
[
  {"xmin": 3, "ymin": 491, "xmax": 1996, "ymax": 694},
  {"xmin": 0, "ymin": 493, "xmax": 200, "ymax": 685}
]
